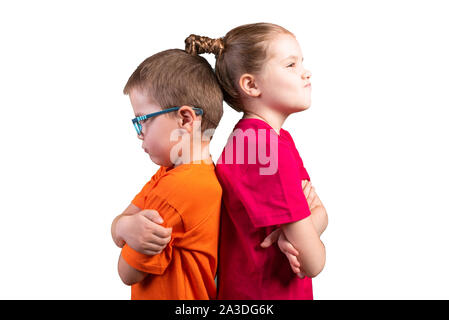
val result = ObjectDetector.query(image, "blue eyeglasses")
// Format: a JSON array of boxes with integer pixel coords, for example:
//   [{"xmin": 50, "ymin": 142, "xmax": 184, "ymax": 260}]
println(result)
[{"xmin": 131, "ymin": 106, "xmax": 203, "ymax": 136}]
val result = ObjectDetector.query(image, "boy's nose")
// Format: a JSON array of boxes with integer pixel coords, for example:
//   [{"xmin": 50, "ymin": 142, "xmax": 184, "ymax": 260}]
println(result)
[{"xmin": 137, "ymin": 134, "xmax": 144, "ymax": 141}]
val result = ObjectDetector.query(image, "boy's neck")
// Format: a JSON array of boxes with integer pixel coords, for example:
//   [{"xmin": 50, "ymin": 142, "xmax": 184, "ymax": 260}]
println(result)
[{"xmin": 171, "ymin": 137, "xmax": 213, "ymax": 169}]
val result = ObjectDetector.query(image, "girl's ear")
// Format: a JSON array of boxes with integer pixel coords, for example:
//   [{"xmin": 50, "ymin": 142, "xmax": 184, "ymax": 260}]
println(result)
[
  {"xmin": 176, "ymin": 106, "xmax": 199, "ymax": 133},
  {"xmin": 239, "ymin": 73, "xmax": 261, "ymax": 98}
]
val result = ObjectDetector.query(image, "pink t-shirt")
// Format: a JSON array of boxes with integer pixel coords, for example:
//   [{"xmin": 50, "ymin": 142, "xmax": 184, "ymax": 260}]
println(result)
[{"xmin": 215, "ymin": 118, "xmax": 313, "ymax": 300}]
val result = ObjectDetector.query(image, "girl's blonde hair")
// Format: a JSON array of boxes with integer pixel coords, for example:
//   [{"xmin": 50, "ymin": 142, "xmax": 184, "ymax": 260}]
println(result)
[{"xmin": 185, "ymin": 22, "xmax": 294, "ymax": 112}]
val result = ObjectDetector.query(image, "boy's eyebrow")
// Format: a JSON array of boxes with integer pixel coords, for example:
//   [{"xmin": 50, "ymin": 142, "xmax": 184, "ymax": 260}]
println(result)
[{"xmin": 134, "ymin": 112, "xmax": 145, "ymax": 117}]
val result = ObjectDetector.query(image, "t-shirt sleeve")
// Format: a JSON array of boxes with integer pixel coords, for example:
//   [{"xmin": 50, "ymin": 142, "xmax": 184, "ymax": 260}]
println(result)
[
  {"xmin": 121, "ymin": 192, "xmax": 184, "ymax": 275},
  {"xmin": 131, "ymin": 167, "xmax": 165, "ymax": 209},
  {"xmin": 130, "ymin": 184, "xmax": 148, "ymax": 210},
  {"xmin": 237, "ymin": 139, "xmax": 311, "ymax": 228}
]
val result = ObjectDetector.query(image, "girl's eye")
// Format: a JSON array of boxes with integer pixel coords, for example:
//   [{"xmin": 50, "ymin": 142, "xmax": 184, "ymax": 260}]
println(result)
[{"xmin": 287, "ymin": 63, "xmax": 295, "ymax": 68}]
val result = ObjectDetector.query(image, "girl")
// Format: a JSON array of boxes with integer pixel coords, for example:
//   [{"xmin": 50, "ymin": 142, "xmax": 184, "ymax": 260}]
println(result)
[{"xmin": 184, "ymin": 22, "xmax": 328, "ymax": 299}]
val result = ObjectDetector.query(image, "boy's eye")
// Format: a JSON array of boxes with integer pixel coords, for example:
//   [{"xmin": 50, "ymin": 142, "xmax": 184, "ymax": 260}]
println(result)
[{"xmin": 287, "ymin": 63, "xmax": 295, "ymax": 68}]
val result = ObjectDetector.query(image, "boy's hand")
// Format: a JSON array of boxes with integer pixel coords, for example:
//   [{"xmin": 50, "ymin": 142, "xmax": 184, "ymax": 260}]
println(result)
[
  {"xmin": 260, "ymin": 229, "xmax": 306, "ymax": 278},
  {"xmin": 116, "ymin": 209, "xmax": 172, "ymax": 255}
]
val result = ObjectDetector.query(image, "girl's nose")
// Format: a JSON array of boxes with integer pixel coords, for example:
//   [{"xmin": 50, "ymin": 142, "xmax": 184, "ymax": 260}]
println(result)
[
  {"xmin": 302, "ymin": 70, "xmax": 312, "ymax": 80},
  {"xmin": 137, "ymin": 134, "xmax": 144, "ymax": 141}
]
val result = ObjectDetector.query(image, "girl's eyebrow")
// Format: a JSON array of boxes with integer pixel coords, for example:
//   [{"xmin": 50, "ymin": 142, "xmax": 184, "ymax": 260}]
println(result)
[{"xmin": 282, "ymin": 55, "xmax": 304, "ymax": 62}]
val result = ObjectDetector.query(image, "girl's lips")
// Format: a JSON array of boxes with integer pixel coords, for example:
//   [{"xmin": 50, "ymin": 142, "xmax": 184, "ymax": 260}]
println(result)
[{"xmin": 304, "ymin": 83, "xmax": 311, "ymax": 87}]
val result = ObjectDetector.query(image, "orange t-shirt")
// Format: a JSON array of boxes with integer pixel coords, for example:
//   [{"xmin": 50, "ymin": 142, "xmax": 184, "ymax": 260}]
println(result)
[{"xmin": 121, "ymin": 160, "xmax": 222, "ymax": 300}]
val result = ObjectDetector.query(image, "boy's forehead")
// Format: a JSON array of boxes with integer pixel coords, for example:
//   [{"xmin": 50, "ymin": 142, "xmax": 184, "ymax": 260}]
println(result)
[{"xmin": 129, "ymin": 87, "xmax": 161, "ymax": 115}]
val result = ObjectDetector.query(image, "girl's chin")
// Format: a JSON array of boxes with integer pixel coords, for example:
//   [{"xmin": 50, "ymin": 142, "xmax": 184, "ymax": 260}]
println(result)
[
  {"xmin": 297, "ymin": 101, "xmax": 311, "ymax": 110},
  {"xmin": 287, "ymin": 104, "xmax": 310, "ymax": 113}
]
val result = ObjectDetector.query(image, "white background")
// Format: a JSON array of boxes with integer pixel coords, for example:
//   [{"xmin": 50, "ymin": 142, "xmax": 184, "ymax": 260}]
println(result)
[{"xmin": 0, "ymin": 0, "xmax": 448, "ymax": 299}]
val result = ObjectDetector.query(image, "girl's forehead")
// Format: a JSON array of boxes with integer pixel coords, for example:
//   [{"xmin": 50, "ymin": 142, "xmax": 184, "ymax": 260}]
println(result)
[{"xmin": 267, "ymin": 34, "xmax": 302, "ymax": 61}]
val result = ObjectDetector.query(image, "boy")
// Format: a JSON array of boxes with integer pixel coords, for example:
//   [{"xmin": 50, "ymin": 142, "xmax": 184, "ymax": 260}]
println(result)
[{"xmin": 111, "ymin": 49, "xmax": 223, "ymax": 299}]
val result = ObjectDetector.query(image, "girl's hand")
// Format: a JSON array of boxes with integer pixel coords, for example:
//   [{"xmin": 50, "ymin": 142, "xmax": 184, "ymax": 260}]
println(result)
[
  {"xmin": 302, "ymin": 179, "xmax": 322, "ymax": 210},
  {"xmin": 277, "ymin": 231, "xmax": 307, "ymax": 278},
  {"xmin": 260, "ymin": 229, "xmax": 306, "ymax": 278},
  {"xmin": 116, "ymin": 209, "xmax": 172, "ymax": 255},
  {"xmin": 259, "ymin": 180, "xmax": 324, "ymax": 278}
]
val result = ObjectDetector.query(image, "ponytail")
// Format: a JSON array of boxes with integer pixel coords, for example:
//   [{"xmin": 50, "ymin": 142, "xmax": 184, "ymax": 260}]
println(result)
[{"xmin": 185, "ymin": 34, "xmax": 225, "ymax": 58}]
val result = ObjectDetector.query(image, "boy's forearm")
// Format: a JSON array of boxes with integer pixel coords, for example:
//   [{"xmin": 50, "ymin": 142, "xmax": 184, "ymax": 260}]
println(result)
[
  {"xmin": 310, "ymin": 205, "xmax": 328, "ymax": 237},
  {"xmin": 111, "ymin": 204, "xmax": 142, "ymax": 248},
  {"xmin": 111, "ymin": 215, "xmax": 125, "ymax": 247},
  {"xmin": 118, "ymin": 253, "xmax": 147, "ymax": 286}
]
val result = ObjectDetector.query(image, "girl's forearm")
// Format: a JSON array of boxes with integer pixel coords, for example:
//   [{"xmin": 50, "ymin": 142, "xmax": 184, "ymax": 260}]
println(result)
[
  {"xmin": 282, "ymin": 217, "xmax": 326, "ymax": 278},
  {"xmin": 310, "ymin": 205, "xmax": 328, "ymax": 237}
]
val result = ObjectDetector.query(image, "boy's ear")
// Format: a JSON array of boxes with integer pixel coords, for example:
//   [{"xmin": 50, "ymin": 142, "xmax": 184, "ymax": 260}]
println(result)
[
  {"xmin": 239, "ymin": 73, "xmax": 261, "ymax": 98},
  {"xmin": 176, "ymin": 106, "xmax": 200, "ymax": 132}
]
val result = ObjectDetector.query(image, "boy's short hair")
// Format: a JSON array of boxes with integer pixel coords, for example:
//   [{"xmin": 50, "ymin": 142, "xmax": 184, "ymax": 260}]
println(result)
[{"xmin": 124, "ymin": 49, "xmax": 223, "ymax": 136}]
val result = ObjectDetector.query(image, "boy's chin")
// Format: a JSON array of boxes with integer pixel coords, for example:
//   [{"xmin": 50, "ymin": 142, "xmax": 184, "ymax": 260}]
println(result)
[
  {"xmin": 149, "ymin": 154, "xmax": 174, "ymax": 168},
  {"xmin": 148, "ymin": 154, "xmax": 161, "ymax": 165}
]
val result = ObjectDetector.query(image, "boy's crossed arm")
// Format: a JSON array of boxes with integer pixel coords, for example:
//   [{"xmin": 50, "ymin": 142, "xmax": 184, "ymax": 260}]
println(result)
[
  {"xmin": 111, "ymin": 204, "xmax": 173, "ymax": 285},
  {"xmin": 118, "ymin": 253, "xmax": 147, "ymax": 285},
  {"xmin": 111, "ymin": 204, "xmax": 172, "ymax": 254}
]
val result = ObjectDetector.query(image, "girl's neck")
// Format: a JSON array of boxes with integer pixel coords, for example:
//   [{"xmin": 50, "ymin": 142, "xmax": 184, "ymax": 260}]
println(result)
[{"xmin": 242, "ymin": 109, "xmax": 288, "ymax": 135}]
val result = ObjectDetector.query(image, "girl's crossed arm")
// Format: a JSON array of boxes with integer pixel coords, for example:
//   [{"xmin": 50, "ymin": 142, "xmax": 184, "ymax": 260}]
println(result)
[
  {"xmin": 282, "ymin": 215, "xmax": 326, "ymax": 278},
  {"xmin": 261, "ymin": 180, "xmax": 328, "ymax": 277}
]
